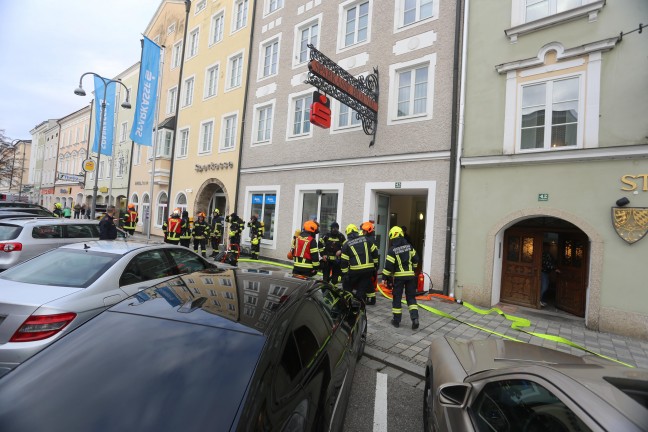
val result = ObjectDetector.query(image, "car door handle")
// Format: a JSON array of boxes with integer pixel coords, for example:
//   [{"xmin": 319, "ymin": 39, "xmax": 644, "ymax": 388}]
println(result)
[{"xmin": 103, "ymin": 294, "xmax": 122, "ymax": 306}]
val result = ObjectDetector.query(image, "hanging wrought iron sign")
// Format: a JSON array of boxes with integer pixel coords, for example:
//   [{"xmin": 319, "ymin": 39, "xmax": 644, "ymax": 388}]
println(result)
[{"xmin": 304, "ymin": 44, "xmax": 379, "ymax": 146}]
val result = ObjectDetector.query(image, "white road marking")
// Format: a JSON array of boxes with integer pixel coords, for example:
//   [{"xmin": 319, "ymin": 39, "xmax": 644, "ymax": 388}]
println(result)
[{"xmin": 373, "ymin": 372, "xmax": 388, "ymax": 432}]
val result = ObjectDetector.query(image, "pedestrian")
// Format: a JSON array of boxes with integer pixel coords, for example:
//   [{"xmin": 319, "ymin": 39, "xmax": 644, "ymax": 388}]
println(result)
[
  {"xmin": 209, "ymin": 208, "xmax": 223, "ymax": 257},
  {"xmin": 162, "ymin": 208, "xmax": 183, "ymax": 245},
  {"xmin": 318, "ymin": 222, "xmax": 345, "ymax": 285},
  {"xmin": 292, "ymin": 220, "xmax": 320, "ymax": 277},
  {"xmin": 340, "ymin": 224, "xmax": 379, "ymax": 304},
  {"xmin": 80, "ymin": 203, "xmax": 87, "ymax": 219},
  {"xmin": 247, "ymin": 214, "xmax": 263, "ymax": 260},
  {"xmin": 225, "ymin": 212, "xmax": 244, "ymax": 258},
  {"xmin": 179, "ymin": 210, "xmax": 192, "ymax": 248},
  {"xmin": 53, "ymin": 202, "xmax": 63, "ymax": 218},
  {"xmin": 98, "ymin": 205, "xmax": 118, "ymax": 240},
  {"xmin": 382, "ymin": 226, "xmax": 420, "ymax": 329},
  {"xmin": 62, "ymin": 205, "xmax": 72, "ymax": 219},
  {"xmin": 540, "ymin": 244, "xmax": 560, "ymax": 307},
  {"xmin": 73, "ymin": 203, "xmax": 81, "ymax": 219},
  {"xmin": 122, "ymin": 203, "xmax": 138, "ymax": 236},
  {"xmin": 192, "ymin": 212, "xmax": 210, "ymax": 258},
  {"xmin": 361, "ymin": 220, "xmax": 378, "ymax": 305}
]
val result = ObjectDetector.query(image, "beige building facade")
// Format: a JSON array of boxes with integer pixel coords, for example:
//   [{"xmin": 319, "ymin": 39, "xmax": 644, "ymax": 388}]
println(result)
[{"xmin": 56, "ymin": 105, "xmax": 91, "ymax": 212}]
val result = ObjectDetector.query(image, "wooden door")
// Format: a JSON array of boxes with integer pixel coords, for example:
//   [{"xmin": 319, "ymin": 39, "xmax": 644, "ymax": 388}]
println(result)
[
  {"xmin": 555, "ymin": 234, "xmax": 588, "ymax": 317},
  {"xmin": 501, "ymin": 230, "xmax": 543, "ymax": 308}
]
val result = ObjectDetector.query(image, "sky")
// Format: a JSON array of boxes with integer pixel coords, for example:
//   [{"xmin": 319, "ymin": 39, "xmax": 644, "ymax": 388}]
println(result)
[{"xmin": 0, "ymin": 0, "xmax": 162, "ymax": 141}]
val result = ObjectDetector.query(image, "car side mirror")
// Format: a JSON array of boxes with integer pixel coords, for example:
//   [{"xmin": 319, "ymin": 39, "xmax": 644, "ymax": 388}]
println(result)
[{"xmin": 438, "ymin": 383, "xmax": 471, "ymax": 408}]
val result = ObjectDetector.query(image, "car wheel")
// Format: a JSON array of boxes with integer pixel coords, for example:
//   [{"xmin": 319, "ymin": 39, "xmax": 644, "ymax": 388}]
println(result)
[
  {"xmin": 357, "ymin": 320, "xmax": 367, "ymax": 359},
  {"xmin": 423, "ymin": 370, "xmax": 436, "ymax": 432}
]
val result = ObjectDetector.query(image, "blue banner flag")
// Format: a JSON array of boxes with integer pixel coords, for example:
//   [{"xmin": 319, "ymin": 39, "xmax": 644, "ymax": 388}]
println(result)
[
  {"xmin": 93, "ymin": 76, "xmax": 116, "ymax": 156},
  {"xmin": 130, "ymin": 36, "xmax": 161, "ymax": 146}
]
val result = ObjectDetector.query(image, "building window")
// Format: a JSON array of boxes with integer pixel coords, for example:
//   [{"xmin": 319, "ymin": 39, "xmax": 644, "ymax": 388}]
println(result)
[
  {"xmin": 200, "ymin": 120, "xmax": 214, "ymax": 154},
  {"xmin": 167, "ymin": 87, "xmax": 177, "ymax": 114},
  {"xmin": 520, "ymin": 76, "xmax": 580, "ymax": 151},
  {"xmin": 187, "ymin": 28, "xmax": 200, "ymax": 58},
  {"xmin": 176, "ymin": 193, "xmax": 187, "ymax": 215},
  {"xmin": 221, "ymin": 114, "xmax": 237, "ymax": 151},
  {"xmin": 299, "ymin": 188, "xmax": 341, "ymax": 231},
  {"xmin": 178, "ymin": 128, "xmax": 189, "ymax": 158},
  {"xmin": 167, "ymin": 22, "xmax": 176, "ymax": 34},
  {"xmin": 171, "ymin": 40, "xmax": 182, "ymax": 69},
  {"xmin": 195, "ymin": 0, "xmax": 206, "ymax": 13},
  {"xmin": 388, "ymin": 54, "xmax": 436, "ymax": 124},
  {"xmin": 337, "ymin": 103, "xmax": 361, "ymax": 129},
  {"xmin": 260, "ymin": 37, "xmax": 280, "ymax": 78},
  {"xmin": 130, "ymin": 193, "xmax": 139, "ymax": 214},
  {"xmin": 156, "ymin": 130, "xmax": 173, "ymax": 158},
  {"xmin": 295, "ymin": 19, "xmax": 319, "ymax": 65},
  {"xmin": 249, "ymin": 192, "xmax": 277, "ymax": 241},
  {"xmin": 227, "ymin": 53, "xmax": 243, "ymax": 90},
  {"xmin": 205, "ymin": 64, "xmax": 219, "ymax": 98},
  {"xmin": 525, "ymin": 0, "xmax": 584, "ymax": 22},
  {"xmin": 233, "ymin": 0, "xmax": 249, "ymax": 31},
  {"xmin": 398, "ymin": 0, "xmax": 434, "ymax": 28},
  {"xmin": 340, "ymin": 0, "xmax": 371, "ymax": 49},
  {"xmin": 182, "ymin": 77, "xmax": 194, "ymax": 107},
  {"xmin": 266, "ymin": 0, "xmax": 283, "ymax": 15},
  {"xmin": 289, "ymin": 93, "xmax": 313, "ymax": 138},
  {"xmin": 210, "ymin": 11, "xmax": 225, "ymax": 45},
  {"xmin": 156, "ymin": 192, "xmax": 168, "ymax": 227},
  {"xmin": 134, "ymin": 144, "xmax": 142, "ymax": 165},
  {"xmin": 119, "ymin": 122, "xmax": 128, "ymax": 142},
  {"xmin": 253, "ymin": 102, "xmax": 274, "ymax": 144}
]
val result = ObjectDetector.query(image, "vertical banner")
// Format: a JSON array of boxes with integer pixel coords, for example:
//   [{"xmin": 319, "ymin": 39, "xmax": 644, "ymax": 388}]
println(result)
[
  {"xmin": 92, "ymin": 76, "xmax": 116, "ymax": 156},
  {"xmin": 130, "ymin": 36, "xmax": 161, "ymax": 146}
]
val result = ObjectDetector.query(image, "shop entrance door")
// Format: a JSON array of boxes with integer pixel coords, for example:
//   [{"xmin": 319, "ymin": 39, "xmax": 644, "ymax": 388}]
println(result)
[
  {"xmin": 501, "ymin": 229, "xmax": 542, "ymax": 308},
  {"xmin": 555, "ymin": 234, "xmax": 588, "ymax": 317}
]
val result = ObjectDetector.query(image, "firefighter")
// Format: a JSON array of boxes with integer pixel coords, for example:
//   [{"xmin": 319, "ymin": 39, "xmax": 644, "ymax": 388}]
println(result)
[
  {"xmin": 225, "ymin": 212, "xmax": 244, "ymax": 257},
  {"xmin": 162, "ymin": 208, "xmax": 183, "ymax": 245},
  {"xmin": 121, "ymin": 203, "xmax": 138, "ymax": 236},
  {"xmin": 192, "ymin": 212, "xmax": 210, "ymax": 258},
  {"xmin": 179, "ymin": 210, "xmax": 192, "ymax": 248},
  {"xmin": 382, "ymin": 226, "xmax": 420, "ymax": 329},
  {"xmin": 292, "ymin": 220, "xmax": 320, "ymax": 277},
  {"xmin": 340, "ymin": 224, "xmax": 379, "ymax": 304},
  {"xmin": 209, "ymin": 208, "xmax": 224, "ymax": 257},
  {"xmin": 248, "ymin": 214, "xmax": 263, "ymax": 260},
  {"xmin": 53, "ymin": 202, "xmax": 63, "ymax": 218},
  {"xmin": 318, "ymin": 222, "xmax": 345, "ymax": 285},
  {"xmin": 361, "ymin": 220, "xmax": 378, "ymax": 305}
]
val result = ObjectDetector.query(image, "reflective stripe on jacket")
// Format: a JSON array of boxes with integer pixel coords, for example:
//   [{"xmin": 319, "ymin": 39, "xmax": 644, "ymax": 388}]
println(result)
[
  {"xmin": 382, "ymin": 237, "xmax": 419, "ymax": 278},
  {"xmin": 163, "ymin": 217, "xmax": 183, "ymax": 240},
  {"xmin": 293, "ymin": 232, "xmax": 320, "ymax": 270},
  {"xmin": 340, "ymin": 233, "xmax": 378, "ymax": 274}
]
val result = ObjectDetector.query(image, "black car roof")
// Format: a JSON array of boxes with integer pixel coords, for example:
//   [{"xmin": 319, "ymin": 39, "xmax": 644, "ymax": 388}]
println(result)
[{"xmin": 110, "ymin": 267, "xmax": 317, "ymax": 336}]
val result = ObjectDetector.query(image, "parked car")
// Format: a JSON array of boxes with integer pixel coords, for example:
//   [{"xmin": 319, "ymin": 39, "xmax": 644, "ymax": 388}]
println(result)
[
  {"xmin": 0, "ymin": 218, "xmax": 127, "ymax": 270},
  {"xmin": 0, "ymin": 268, "xmax": 367, "ymax": 431},
  {"xmin": 423, "ymin": 337, "xmax": 648, "ymax": 432},
  {"xmin": 0, "ymin": 202, "xmax": 54, "ymax": 214},
  {"xmin": 0, "ymin": 213, "xmax": 52, "ymax": 221},
  {"xmin": 0, "ymin": 241, "xmax": 217, "ymax": 376},
  {"xmin": 0, "ymin": 207, "xmax": 55, "ymax": 217}
]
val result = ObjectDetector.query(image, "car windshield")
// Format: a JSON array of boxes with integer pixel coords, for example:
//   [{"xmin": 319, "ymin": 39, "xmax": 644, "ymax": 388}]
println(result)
[
  {"xmin": 0, "ymin": 311, "xmax": 264, "ymax": 431},
  {"xmin": 0, "ymin": 249, "xmax": 119, "ymax": 288},
  {"xmin": 0, "ymin": 224, "xmax": 22, "ymax": 240}
]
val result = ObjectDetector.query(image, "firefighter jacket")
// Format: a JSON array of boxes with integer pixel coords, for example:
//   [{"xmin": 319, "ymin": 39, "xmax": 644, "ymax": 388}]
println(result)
[
  {"xmin": 382, "ymin": 237, "xmax": 419, "ymax": 279},
  {"xmin": 319, "ymin": 232, "xmax": 346, "ymax": 259},
  {"xmin": 53, "ymin": 208, "xmax": 63, "ymax": 218},
  {"xmin": 293, "ymin": 230, "xmax": 320, "ymax": 271},
  {"xmin": 163, "ymin": 216, "xmax": 183, "ymax": 241},
  {"xmin": 248, "ymin": 219, "xmax": 263, "ymax": 243},
  {"xmin": 122, "ymin": 211, "xmax": 138, "ymax": 230},
  {"xmin": 210, "ymin": 215, "xmax": 224, "ymax": 238},
  {"xmin": 226, "ymin": 216, "xmax": 244, "ymax": 239},
  {"xmin": 179, "ymin": 217, "xmax": 192, "ymax": 240},
  {"xmin": 192, "ymin": 219, "xmax": 210, "ymax": 239},
  {"xmin": 340, "ymin": 233, "xmax": 379, "ymax": 274}
]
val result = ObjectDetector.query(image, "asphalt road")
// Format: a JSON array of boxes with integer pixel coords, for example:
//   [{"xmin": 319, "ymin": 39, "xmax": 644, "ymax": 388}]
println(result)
[{"xmin": 344, "ymin": 362, "xmax": 424, "ymax": 431}]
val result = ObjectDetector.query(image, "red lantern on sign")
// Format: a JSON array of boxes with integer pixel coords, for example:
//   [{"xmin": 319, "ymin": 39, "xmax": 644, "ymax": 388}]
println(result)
[{"xmin": 309, "ymin": 91, "xmax": 331, "ymax": 129}]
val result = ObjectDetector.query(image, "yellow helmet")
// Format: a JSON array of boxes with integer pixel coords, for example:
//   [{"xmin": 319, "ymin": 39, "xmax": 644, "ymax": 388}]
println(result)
[
  {"xmin": 389, "ymin": 226, "xmax": 404, "ymax": 239},
  {"xmin": 346, "ymin": 224, "xmax": 359, "ymax": 235},
  {"xmin": 55, "ymin": 203, "xmax": 62, "ymax": 209}
]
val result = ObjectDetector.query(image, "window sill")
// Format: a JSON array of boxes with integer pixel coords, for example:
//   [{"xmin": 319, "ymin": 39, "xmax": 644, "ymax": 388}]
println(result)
[{"xmin": 505, "ymin": 0, "xmax": 605, "ymax": 43}]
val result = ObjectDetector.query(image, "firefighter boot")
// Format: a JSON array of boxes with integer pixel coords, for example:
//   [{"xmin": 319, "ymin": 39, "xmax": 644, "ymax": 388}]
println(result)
[
  {"xmin": 366, "ymin": 291, "xmax": 376, "ymax": 306},
  {"xmin": 410, "ymin": 305, "xmax": 420, "ymax": 330}
]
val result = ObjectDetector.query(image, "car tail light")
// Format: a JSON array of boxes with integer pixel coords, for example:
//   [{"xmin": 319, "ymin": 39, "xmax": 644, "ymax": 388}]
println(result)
[
  {"xmin": 9, "ymin": 313, "xmax": 77, "ymax": 342},
  {"xmin": 0, "ymin": 242, "xmax": 22, "ymax": 252}
]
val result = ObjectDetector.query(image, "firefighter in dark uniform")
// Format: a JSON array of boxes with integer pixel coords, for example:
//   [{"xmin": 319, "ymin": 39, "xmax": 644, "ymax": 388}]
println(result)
[
  {"xmin": 292, "ymin": 220, "xmax": 320, "ymax": 277},
  {"xmin": 248, "ymin": 214, "xmax": 263, "ymax": 260},
  {"xmin": 162, "ymin": 208, "xmax": 182, "ymax": 245},
  {"xmin": 53, "ymin": 202, "xmax": 63, "ymax": 218},
  {"xmin": 225, "ymin": 212, "xmax": 244, "ymax": 257},
  {"xmin": 179, "ymin": 210, "xmax": 192, "ymax": 248},
  {"xmin": 361, "ymin": 220, "xmax": 378, "ymax": 305},
  {"xmin": 340, "ymin": 224, "xmax": 379, "ymax": 303},
  {"xmin": 382, "ymin": 226, "xmax": 420, "ymax": 329},
  {"xmin": 209, "ymin": 208, "xmax": 224, "ymax": 257},
  {"xmin": 192, "ymin": 212, "xmax": 210, "ymax": 258},
  {"xmin": 121, "ymin": 203, "xmax": 138, "ymax": 236},
  {"xmin": 318, "ymin": 222, "xmax": 345, "ymax": 285}
]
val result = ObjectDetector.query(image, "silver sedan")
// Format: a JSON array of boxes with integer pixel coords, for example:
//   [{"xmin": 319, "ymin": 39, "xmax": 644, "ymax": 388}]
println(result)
[{"xmin": 0, "ymin": 241, "xmax": 216, "ymax": 376}]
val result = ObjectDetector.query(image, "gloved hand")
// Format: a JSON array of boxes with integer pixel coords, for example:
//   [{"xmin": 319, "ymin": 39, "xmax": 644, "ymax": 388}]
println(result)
[{"xmin": 310, "ymin": 269, "xmax": 318, "ymax": 277}]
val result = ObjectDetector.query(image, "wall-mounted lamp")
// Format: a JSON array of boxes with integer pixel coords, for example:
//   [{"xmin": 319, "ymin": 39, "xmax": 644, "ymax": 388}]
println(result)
[
  {"xmin": 418, "ymin": 212, "xmax": 424, "ymax": 221},
  {"xmin": 616, "ymin": 197, "xmax": 630, "ymax": 207}
]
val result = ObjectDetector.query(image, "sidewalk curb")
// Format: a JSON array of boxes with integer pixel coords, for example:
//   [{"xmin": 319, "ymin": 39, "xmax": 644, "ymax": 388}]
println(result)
[{"xmin": 364, "ymin": 346, "xmax": 426, "ymax": 380}]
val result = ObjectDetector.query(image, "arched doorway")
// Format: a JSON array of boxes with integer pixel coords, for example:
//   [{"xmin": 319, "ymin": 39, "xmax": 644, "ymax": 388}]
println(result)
[
  {"xmin": 195, "ymin": 179, "xmax": 228, "ymax": 217},
  {"xmin": 500, "ymin": 217, "xmax": 589, "ymax": 317}
]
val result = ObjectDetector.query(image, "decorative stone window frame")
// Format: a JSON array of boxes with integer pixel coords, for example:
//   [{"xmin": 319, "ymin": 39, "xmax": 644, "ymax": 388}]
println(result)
[
  {"xmin": 257, "ymin": 33, "xmax": 282, "ymax": 82},
  {"xmin": 251, "ymin": 99, "xmax": 276, "ymax": 147},
  {"xmin": 336, "ymin": 0, "xmax": 373, "ymax": 54}
]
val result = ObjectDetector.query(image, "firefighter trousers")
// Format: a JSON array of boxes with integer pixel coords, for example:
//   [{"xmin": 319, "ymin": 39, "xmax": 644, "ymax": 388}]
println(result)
[
  {"xmin": 343, "ymin": 271, "xmax": 373, "ymax": 302},
  {"xmin": 179, "ymin": 238, "xmax": 191, "ymax": 248},
  {"xmin": 392, "ymin": 278, "xmax": 419, "ymax": 323},
  {"xmin": 193, "ymin": 238, "xmax": 208, "ymax": 257},
  {"xmin": 321, "ymin": 259, "xmax": 342, "ymax": 285}
]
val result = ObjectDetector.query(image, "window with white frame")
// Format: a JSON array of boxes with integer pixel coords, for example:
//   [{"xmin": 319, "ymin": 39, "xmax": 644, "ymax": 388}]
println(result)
[
  {"xmin": 337, "ymin": 103, "xmax": 361, "ymax": 129},
  {"xmin": 233, "ymin": 0, "xmax": 249, "ymax": 31},
  {"xmin": 119, "ymin": 122, "xmax": 128, "ymax": 142},
  {"xmin": 249, "ymin": 192, "xmax": 277, "ymax": 241},
  {"xmin": 300, "ymin": 189, "xmax": 340, "ymax": 230},
  {"xmin": 388, "ymin": 54, "xmax": 435, "ymax": 124},
  {"xmin": 187, "ymin": 28, "xmax": 199, "ymax": 58},
  {"xmin": 200, "ymin": 120, "xmax": 214, "ymax": 154},
  {"xmin": 221, "ymin": 114, "xmax": 237, "ymax": 151},
  {"xmin": 398, "ymin": 0, "xmax": 434, "ymax": 28},
  {"xmin": 176, "ymin": 193, "xmax": 187, "ymax": 214},
  {"xmin": 99, "ymin": 161, "xmax": 105, "ymax": 179},
  {"xmin": 131, "ymin": 193, "xmax": 139, "ymax": 214},
  {"xmin": 156, "ymin": 192, "xmax": 168, "ymax": 227},
  {"xmin": 74, "ymin": 128, "xmax": 79, "ymax": 144},
  {"xmin": 253, "ymin": 102, "xmax": 274, "ymax": 144},
  {"xmin": 134, "ymin": 144, "xmax": 142, "ymax": 165},
  {"xmin": 295, "ymin": 18, "xmax": 319, "ymax": 66},
  {"xmin": 210, "ymin": 11, "xmax": 225, "ymax": 45},
  {"xmin": 83, "ymin": 124, "xmax": 88, "ymax": 142},
  {"xmin": 107, "ymin": 157, "xmax": 112, "ymax": 178},
  {"xmin": 171, "ymin": 40, "xmax": 182, "ymax": 69},
  {"xmin": 178, "ymin": 128, "xmax": 189, "ymax": 157},
  {"xmin": 260, "ymin": 37, "xmax": 279, "ymax": 78},
  {"xmin": 156, "ymin": 130, "xmax": 173, "ymax": 158},
  {"xmin": 167, "ymin": 87, "xmax": 177, "ymax": 114},
  {"xmin": 519, "ymin": 76, "xmax": 580, "ymax": 151},
  {"xmin": 525, "ymin": 0, "xmax": 585, "ymax": 22},
  {"xmin": 205, "ymin": 64, "xmax": 219, "ymax": 98},
  {"xmin": 340, "ymin": 0, "xmax": 371, "ymax": 49},
  {"xmin": 227, "ymin": 53, "xmax": 243, "ymax": 89},
  {"xmin": 289, "ymin": 93, "xmax": 313, "ymax": 137},
  {"xmin": 266, "ymin": 0, "xmax": 283, "ymax": 15},
  {"xmin": 195, "ymin": 0, "xmax": 206, "ymax": 13},
  {"xmin": 182, "ymin": 77, "xmax": 194, "ymax": 107}
]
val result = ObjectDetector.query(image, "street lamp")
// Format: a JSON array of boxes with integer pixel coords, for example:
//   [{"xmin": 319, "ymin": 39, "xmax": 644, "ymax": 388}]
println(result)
[{"xmin": 74, "ymin": 72, "xmax": 131, "ymax": 219}]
